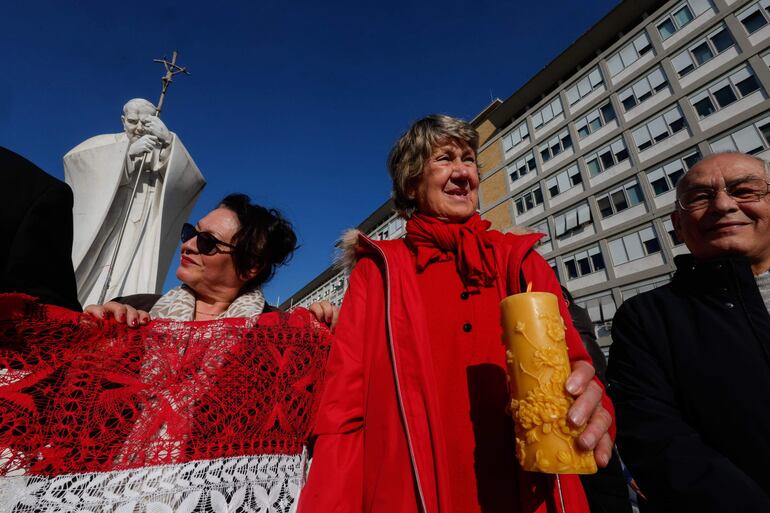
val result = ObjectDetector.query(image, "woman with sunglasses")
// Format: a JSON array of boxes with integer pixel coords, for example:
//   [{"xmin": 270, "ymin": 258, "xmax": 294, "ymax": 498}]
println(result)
[
  {"xmin": 8, "ymin": 194, "xmax": 330, "ymax": 513},
  {"xmin": 85, "ymin": 193, "xmax": 297, "ymax": 323}
]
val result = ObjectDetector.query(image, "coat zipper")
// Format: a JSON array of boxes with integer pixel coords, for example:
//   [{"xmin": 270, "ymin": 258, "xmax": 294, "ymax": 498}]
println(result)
[{"xmin": 369, "ymin": 238, "xmax": 429, "ymax": 513}]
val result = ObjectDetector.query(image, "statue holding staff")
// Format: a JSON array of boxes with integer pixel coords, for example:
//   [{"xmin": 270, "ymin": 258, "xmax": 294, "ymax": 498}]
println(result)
[{"xmin": 64, "ymin": 53, "xmax": 205, "ymax": 306}]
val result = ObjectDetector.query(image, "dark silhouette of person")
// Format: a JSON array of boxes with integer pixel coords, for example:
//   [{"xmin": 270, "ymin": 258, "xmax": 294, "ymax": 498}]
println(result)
[
  {"xmin": 0, "ymin": 147, "xmax": 81, "ymax": 311},
  {"xmin": 562, "ymin": 286, "xmax": 631, "ymax": 513}
]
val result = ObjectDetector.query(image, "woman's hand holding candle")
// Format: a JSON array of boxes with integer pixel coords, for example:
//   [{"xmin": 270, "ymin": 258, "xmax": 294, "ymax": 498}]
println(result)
[
  {"xmin": 565, "ymin": 359, "xmax": 614, "ymax": 468},
  {"xmin": 500, "ymin": 286, "xmax": 613, "ymax": 473}
]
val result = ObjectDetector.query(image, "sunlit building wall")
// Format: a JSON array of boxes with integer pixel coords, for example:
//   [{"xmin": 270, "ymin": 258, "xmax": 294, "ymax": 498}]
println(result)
[{"xmin": 284, "ymin": 0, "xmax": 770, "ymax": 347}]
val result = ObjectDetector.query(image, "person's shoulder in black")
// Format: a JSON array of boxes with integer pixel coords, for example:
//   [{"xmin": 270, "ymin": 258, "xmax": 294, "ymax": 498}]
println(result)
[{"xmin": 0, "ymin": 147, "xmax": 81, "ymax": 311}]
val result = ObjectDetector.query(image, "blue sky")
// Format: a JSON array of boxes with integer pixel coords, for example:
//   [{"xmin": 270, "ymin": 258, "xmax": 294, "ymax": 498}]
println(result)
[{"xmin": 2, "ymin": 0, "xmax": 619, "ymax": 304}]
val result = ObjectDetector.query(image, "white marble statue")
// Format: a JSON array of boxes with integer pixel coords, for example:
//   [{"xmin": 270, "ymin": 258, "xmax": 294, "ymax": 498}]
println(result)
[{"xmin": 64, "ymin": 98, "xmax": 205, "ymax": 306}]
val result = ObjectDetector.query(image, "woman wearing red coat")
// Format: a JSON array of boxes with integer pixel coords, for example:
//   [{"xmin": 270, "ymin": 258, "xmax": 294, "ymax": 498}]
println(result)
[{"xmin": 299, "ymin": 115, "xmax": 615, "ymax": 513}]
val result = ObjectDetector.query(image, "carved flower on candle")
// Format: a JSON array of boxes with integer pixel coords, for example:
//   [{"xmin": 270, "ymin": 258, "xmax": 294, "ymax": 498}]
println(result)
[
  {"xmin": 532, "ymin": 347, "xmax": 564, "ymax": 370},
  {"xmin": 514, "ymin": 321, "xmax": 526, "ymax": 333},
  {"xmin": 511, "ymin": 386, "xmax": 570, "ymax": 431},
  {"xmin": 540, "ymin": 313, "xmax": 565, "ymax": 343}
]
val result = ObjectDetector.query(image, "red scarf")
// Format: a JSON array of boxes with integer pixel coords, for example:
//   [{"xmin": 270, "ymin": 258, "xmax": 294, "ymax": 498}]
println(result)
[{"xmin": 405, "ymin": 213, "xmax": 499, "ymax": 292}]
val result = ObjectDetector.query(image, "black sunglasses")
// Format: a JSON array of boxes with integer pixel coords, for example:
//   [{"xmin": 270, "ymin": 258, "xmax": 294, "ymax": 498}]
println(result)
[{"xmin": 181, "ymin": 223, "xmax": 236, "ymax": 255}]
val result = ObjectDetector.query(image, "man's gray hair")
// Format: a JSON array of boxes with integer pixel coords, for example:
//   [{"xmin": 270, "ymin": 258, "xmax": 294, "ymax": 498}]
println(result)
[{"xmin": 387, "ymin": 114, "xmax": 479, "ymax": 218}]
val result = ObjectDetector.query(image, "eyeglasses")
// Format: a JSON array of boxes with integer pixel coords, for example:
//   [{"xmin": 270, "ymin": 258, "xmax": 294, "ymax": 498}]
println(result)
[
  {"xmin": 676, "ymin": 178, "xmax": 770, "ymax": 211},
  {"xmin": 180, "ymin": 223, "xmax": 236, "ymax": 255}
]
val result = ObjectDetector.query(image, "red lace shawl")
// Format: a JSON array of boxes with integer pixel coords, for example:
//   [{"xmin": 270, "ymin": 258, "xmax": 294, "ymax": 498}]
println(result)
[{"xmin": 0, "ymin": 294, "xmax": 331, "ymax": 476}]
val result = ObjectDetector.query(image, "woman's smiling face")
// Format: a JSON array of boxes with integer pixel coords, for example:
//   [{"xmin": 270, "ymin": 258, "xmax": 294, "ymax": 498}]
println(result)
[{"xmin": 412, "ymin": 139, "xmax": 479, "ymax": 222}]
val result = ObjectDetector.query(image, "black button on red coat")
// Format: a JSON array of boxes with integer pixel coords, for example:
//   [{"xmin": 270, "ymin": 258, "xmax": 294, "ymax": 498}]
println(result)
[{"xmin": 463, "ymin": 323, "xmax": 472, "ymax": 332}]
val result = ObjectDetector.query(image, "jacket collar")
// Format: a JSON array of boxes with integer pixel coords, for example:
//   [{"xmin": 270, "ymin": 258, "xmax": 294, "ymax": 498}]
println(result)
[{"xmin": 673, "ymin": 253, "xmax": 756, "ymax": 294}]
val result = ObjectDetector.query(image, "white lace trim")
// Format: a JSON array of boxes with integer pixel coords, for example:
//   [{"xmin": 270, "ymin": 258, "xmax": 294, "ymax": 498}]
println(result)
[{"xmin": 0, "ymin": 453, "xmax": 303, "ymax": 513}]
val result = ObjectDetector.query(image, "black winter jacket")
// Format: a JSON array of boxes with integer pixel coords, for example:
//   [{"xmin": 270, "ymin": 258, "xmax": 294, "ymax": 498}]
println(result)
[{"xmin": 608, "ymin": 254, "xmax": 770, "ymax": 512}]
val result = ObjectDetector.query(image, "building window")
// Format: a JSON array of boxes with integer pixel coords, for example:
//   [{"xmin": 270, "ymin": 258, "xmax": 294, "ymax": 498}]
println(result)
[
  {"xmin": 576, "ymin": 292, "xmax": 617, "ymax": 326},
  {"xmin": 575, "ymin": 102, "xmax": 616, "ymax": 139},
  {"xmin": 662, "ymin": 218, "xmax": 684, "ymax": 246},
  {"xmin": 670, "ymin": 24, "xmax": 735, "ymax": 77},
  {"xmin": 711, "ymin": 115, "xmax": 770, "ymax": 154},
  {"xmin": 618, "ymin": 67, "xmax": 669, "ymax": 112},
  {"xmin": 532, "ymin": 220, "xmax": 552, "ymax": 246},
  {"xmin": 646, "ymin": 150, "xmax": 700, "ymax": 195},
  {"xmin": 563, "ymin": 245, "xmax": 605, "ymax": 279},
  {"xmin": 502, "ymin": 121, "xmax": 529, "ymax": 156},
  {"xmin": 656, "ymin": 0, "xmax": 712, "ymax": 40},
  {"xmin": 514, "ymin": 185, "xmax": 544, "ymax": 215},
  {"xmin": 737, "ymin": 0, "xmax": 770, "ymax": 34},
  {"xmin": 554, "ymin": 202, "xmax": 592, "ymax": 240},
  {"xmin": 585, "ymin": 137, "xmax": 629, "ymax": 177},
  {"xmin": 631, "ymin": 107, "xmax": 687, "ymax": 152},
  {"xmin": 565, "ymin": 66, "xmax": 604, "ymax": 106},
  {"xmin": 538, "ymin": 128, "xmax": 572, "ymax": 162},
  {"xmin": 508, "ymin": 150, "xmax": 537, "ymax": 184},
  {"xmin": 606, "ymin": 31, "xmax": 653, "ymax": 77},
  {"xmin": 546, "ymin": 163, "xmax": 582, "ymax": 199},
  {"xmin": 596, "ymin": 179, "xmax": 644, "ymax": 218},
  {"xmin": 689, "ymin": 66, "xmax": 762, "ymax": 118},
  {"xmin": 609, "ymin": 226, "xmax": 662, "ymax": 265},
  {"xmin": 532, "ymin": 97, "xmax": 564, "ymax": 130}
]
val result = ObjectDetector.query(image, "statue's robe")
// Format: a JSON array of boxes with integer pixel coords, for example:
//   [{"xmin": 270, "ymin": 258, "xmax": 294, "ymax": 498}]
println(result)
[{"xmin": 64, "ymin": 132, "xmax": 205, "ymax": 306}]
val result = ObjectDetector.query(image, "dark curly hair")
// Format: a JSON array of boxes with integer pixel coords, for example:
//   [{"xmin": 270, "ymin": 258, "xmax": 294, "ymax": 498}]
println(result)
[{"xmin": 217, "ymin": 194, "xmax": 298, "ymax": 291}]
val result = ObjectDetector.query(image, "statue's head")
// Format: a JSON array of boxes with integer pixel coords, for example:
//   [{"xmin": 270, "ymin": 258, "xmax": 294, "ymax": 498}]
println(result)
[{"xmin": 121, "ymin": 98, "xmax": 156, "ymax": 143}]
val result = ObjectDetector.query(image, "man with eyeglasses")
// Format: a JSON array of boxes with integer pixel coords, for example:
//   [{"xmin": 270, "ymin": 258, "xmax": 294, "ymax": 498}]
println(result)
[{"xmin": 608, "ymin": 152, "xmax": 770, "ymax": 512}]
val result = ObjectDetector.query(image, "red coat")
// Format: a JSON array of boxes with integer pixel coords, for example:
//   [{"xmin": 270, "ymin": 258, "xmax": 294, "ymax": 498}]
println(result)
[{"xmin": 299, "ymin": 231, "xmax": 614, "ymax": 513}]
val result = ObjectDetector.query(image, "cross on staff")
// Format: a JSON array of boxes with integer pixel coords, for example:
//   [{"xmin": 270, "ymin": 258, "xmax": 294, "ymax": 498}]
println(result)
[
  {"xmin": 97, "ymin": 51, "xmax": 190, "ymax": 304},
  {"xmin": 153, "ymin": 52, "xmax": 190, "ymax": 116}
]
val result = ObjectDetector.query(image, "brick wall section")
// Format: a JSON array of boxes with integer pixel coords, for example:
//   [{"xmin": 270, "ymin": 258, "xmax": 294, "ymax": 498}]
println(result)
[
  {"xmin": 479, "ymin": 168, "xmax": 508, "ymax": 208},
  {"xmin": 483, "ymin": 201, "xmax": 513, "ymax": 232},
  {"xmin": 475, "ymin": 119, "xmax": 498, "ymax": 146},
  {"xmin": 477, "ymin": 140, "xmax": 502, "ymax": 177}
]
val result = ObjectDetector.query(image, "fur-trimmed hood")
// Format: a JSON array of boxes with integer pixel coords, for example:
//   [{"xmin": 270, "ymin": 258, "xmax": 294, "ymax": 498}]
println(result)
[{"xmin": 336, "ymin": 229, "xmax": 365, "ymax": 273}]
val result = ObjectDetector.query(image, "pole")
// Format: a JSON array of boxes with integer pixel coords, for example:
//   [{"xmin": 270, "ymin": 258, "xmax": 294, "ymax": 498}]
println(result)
[{"xmin": 97, "ymin": 51, "xmax": 189, "ymax": 304}]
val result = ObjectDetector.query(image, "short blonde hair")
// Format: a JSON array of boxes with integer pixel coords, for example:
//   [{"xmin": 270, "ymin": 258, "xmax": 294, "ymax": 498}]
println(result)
[{"xmin": 387, "ymin": 114, "xmax": 479, "ymax": 218}]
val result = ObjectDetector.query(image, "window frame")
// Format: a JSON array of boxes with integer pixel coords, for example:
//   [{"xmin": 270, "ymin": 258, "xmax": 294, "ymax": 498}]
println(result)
[
  {"xmin": 532, "ymin": 97, "xmax": 565, "ymax": 130},
  {"xmin": 514, "ymin": 184, "xmax": 545, "ymax": 216},
  {"xmin": 608, "ymin": 225, "xmax": 663, "ymax": 266},
  {"xmin": 689, "ymin": 66, "xmax": 762, "ymax": 119},
  {"xmin": 596, "ymin": 178, "xmax": 645, "ymax": 218},
  {"xmin": 565, "ymin": 66, "xmax": 604, "ymax": 106},
  {"xmin": 606, "ymin": 32, "xmax": 653, "ymax": 77},
  {"xmin": 670, "ymin": 24, "xmax": 736, "ymax": 78},
  {"xmin": 538, "ymin": 128, "xmax": 573, "ymax": 163},
  {"xmin": 501, "ymin": 121, "xmax": 530, "ymax": 156},
  {"xmin": 563, "ymin": 245, "xmax": 605, "ymax": 279},
  {"xmin": 546, "ymin": 163, "xmax": 583, "ymax": 199},
  {"xmin": 585, "ymin": 137, "xmax": 629, "ymax": 177},
  {"xmin": 508, "ymin": 150, "xmax": 538, "ymax": 184},
  {"xmin": 736, "ymin": 0, "xmax": 770, "ymax": 35},
  {"xmin": 631, "ymin": 107, "xmax": 687, "ymax": 152},
  {"xmin": 575, "ymin": 101, "xmax": 617, "ymax": 139}
]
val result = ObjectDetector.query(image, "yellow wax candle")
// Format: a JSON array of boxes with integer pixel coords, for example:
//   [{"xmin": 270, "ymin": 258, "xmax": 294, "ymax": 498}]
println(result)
[{"xmin": 500, "ymin": 289, "xmax": 597, "ymax": 474}]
